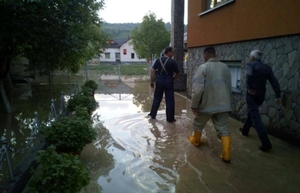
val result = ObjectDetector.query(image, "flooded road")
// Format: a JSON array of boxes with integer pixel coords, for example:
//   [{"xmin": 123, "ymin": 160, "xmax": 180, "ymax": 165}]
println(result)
[{"xmin": 80, "ymin": 80, "xmax": 300, "ymax": 193}]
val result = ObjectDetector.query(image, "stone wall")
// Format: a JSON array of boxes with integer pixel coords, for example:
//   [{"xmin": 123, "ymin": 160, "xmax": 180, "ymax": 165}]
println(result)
[{"xmin": 187, "ymin": 34, "xmax": 300, "ymax": 146}]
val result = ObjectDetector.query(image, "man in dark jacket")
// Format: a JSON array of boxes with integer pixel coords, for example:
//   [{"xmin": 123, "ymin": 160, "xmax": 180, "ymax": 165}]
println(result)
[
  {"xmin": 240, "ymin": 50, "xmax": 281, "ymax": 152},
  {"xmin": 148, "ymin": 46, "xmax": 180, "ymax": 122}
]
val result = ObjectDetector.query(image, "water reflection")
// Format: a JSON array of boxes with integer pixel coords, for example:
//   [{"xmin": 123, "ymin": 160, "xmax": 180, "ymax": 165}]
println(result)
[
  {"xmin": 131, "ymin": 81, "xmax": 154, "ymax": 112},
  {"xmin": 94, "ymin": 115, "xmax": 192, "ymax": 193},
  {"xmin": 93, "ymin": 94, "xmax": 141, "ymax": 121},
  {"xmin": 0, "ymin": 83, "xmax": 78, "ymax": 185},
  {"xmin": 81, "ymin": 81, "xmax": 194, "ymax": 192}
]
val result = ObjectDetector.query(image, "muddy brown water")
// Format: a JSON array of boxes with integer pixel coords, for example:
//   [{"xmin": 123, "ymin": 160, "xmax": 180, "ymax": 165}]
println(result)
[{"xmin": 79, "ymin": 80, "xmax": 300, "ymax": 193}]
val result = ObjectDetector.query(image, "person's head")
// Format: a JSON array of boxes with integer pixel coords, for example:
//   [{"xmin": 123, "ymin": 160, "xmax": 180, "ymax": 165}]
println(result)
[
  {"xmin": 249, "ymin": 50, "xmax": 263, "ymax": 62},
  {"xmin": 164, "ymin": 46, "xmax": 174, "ymax": 58},
  {"xmin": 203, "ymin": 47, "xmax": 216, "ymax": 62}
]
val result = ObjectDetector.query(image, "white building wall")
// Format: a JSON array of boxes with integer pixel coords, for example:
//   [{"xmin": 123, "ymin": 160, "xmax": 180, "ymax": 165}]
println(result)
[
  {"xmin": 99, "ymin": 39, "xmax": 146, "ymax": 63},
  {"xmin": 120, "ymin": 40, "xmax": 146, "ymax": 63},
  {"xmin": 99, "ymin": 48, "xmax": 120, "ymax": 62}
]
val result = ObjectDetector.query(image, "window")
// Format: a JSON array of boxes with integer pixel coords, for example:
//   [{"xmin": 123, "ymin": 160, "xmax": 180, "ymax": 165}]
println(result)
[
  {"xmin": 221, "ymin": 60, "xmax": 241, "ymax": 93},
  {"xmin": 115, "ymin": 53, "xmax": 120, "ymax": 61},
  {"xmin": 123, "ymin": 49, "xmax": 127, "ymax": 55},
  {"xmin": 200, "ymin": 0, "xmax": 234, "ymax": 16},
  {"xmin": 104, "ymin": 53, "xmax": 110, "ymax": 59},
  {"xmin": 131, "ymin": 53, "xmax": 135, "ymax": 59}
]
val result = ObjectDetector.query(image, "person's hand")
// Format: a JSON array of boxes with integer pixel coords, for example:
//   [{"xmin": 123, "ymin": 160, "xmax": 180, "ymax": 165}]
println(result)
[
  {"xmin": 248, "ymin": 89, "xmax": 256, "ymax": 95},
  {"xmin": 191, "ymin": 108, "xmax": 198, "ymax": 116},
  {"xmin": 275, "ymin": 98, "xmax": 282, "ymax": 107},
  {"xmin": 150, "ymin": 82, "xmax": 154, "ymax": 88}
]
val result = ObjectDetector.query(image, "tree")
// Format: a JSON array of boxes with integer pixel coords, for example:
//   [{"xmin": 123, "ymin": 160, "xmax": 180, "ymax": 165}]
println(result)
[
  {"xmin": 23, "ymin": 0, "xmax": 108, "ymax": 74},
  {"xmin": 0, "ymin": 0, "xmax": 108, "ymax": 112},
  {"xmin": 130, "ymin": 12, "xmax": 170, "ymax": 61}
]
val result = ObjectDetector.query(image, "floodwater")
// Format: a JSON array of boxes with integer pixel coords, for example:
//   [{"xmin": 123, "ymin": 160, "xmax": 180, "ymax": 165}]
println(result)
[
  {"xmin": 0, "ymin": 83, "xmax": 79, "ymax": 185},
  {"xmin": 80, "ymin": 79, "xmax": 300, "ymax": 193}
]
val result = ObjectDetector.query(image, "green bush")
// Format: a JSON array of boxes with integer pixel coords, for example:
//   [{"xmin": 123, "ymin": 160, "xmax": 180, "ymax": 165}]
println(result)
[
  {"xmin": 74, "ymin": 105, "xmax": 92, "ymax": 121},
  {"xmin": 28, "ymin": 146, "xmax": 90, "ymax": 193},
  {"xmin": 83, "ymin": 79, "xmax": 98, "ymax": 92},
  {"xmin": 80, "ymin": 85, "xmax": 94, "ymax": 96},
  {"xmin": 67, "ymin": 93, "xmax": 98, "ymax": 113},
  {"xmin": 41, "ymin": 114, "xmax": 96, "ymax": 153}
]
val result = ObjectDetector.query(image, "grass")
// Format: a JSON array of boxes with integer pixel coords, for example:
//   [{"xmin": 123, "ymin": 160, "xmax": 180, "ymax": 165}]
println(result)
[{"xmin": 85, "ymin": 63, "xmax": 149, "ymax": 76}]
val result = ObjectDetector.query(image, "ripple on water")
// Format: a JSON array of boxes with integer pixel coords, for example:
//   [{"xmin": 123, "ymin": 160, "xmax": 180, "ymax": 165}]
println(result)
[{"xmin": 81, "ymin": 113, "xmax": 192, "ymax": 193}]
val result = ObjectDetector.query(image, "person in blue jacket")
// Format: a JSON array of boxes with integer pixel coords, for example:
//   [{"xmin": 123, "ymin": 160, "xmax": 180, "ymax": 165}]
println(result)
[
  {"xmin": 148, "ymin": 46, "xmax": 180, "ymax": 122},
  {"xmin": 240, "ymin": 50, "xmax": 281, "ymax": 152}
]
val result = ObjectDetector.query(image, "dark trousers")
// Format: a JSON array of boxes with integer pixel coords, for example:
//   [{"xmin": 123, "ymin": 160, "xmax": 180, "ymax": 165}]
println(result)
[
  {"xmin": 149, "ymin": 80, "xmax": 175, "ymax": 122},
  {"xmin": 242, "ymin": 93, "xmax": 272, "ymax": 148}
]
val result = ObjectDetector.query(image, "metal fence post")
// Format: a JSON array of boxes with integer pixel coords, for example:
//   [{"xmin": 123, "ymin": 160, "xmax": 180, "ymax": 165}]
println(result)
[
  {"xmin": 85, "ymin": 61, "xmax": 89, "ymax": 81},
  {"xmin": 73, "ymin": 82, "xmax": 78, "ymax": 95},
  {"xmin": 118, "ymin": 61, "xmax": 121, "ymax": 82},
  {"xmin": 33, "ymin": 111, "xmax": 40, "ymax": 132},
  {"xmin": 59, "ymin": 92, "xmax": 66, "ymax": 114},
  {"xmin": 49, "ymin": 99, "xmax": 57, "ymax": 121},
  {"xmin": 76, "ymin": 81, "xmax": 79, "ymax": 94},
  {"xmin": 0, "ymin": 81, "xmax": 12, "ymax": 113},
  {"xmin": 1, "ymin": 136, "xmax": 14, "ymax": 181},
  {"xmin": 68, "ymin": 86, "xmax": 71, "ymax": 98}
]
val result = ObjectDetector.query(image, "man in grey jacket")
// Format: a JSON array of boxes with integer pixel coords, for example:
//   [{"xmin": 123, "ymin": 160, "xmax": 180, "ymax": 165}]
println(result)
[{"xmin": 189, "ymin": 47, "xmax": 232, "ymax": 163}]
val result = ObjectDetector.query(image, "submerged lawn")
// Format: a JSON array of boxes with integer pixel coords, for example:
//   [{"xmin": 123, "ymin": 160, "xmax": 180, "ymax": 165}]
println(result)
[{"xmin": 85, "ymin": 63, "xmax": 149, "ymax": 76}]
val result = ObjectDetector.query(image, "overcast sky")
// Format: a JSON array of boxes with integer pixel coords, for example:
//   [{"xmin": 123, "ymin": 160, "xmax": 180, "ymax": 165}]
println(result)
[{"xmin": 99, "ymin": 0, "xmax": 188, "ymax": 24}]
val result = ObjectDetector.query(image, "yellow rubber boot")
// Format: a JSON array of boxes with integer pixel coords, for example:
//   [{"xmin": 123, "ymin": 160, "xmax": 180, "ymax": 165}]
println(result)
[
  {"xmin": 188, "ymin": 131, "xmax": 201, "ymax": 147},
  {"xmin": 220, "ymin": 136, "xmax": 231, "ymax": 163}
]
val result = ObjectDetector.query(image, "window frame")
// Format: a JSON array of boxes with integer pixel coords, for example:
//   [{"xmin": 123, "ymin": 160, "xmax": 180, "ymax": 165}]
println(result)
[
  {"xmin": 104, "ymin": 53, "xmax": 110, "ymax": 59},
  {"xmin": 199, "ymin": 0, "xmax": 235, "ymax": 16},
  {"xmin": 115, "ymin": 52, "xmax": 120, "ymax": 60},
  {"xmin": 221, "ymin": 60, "xmax": 242, "ymax": 94}
]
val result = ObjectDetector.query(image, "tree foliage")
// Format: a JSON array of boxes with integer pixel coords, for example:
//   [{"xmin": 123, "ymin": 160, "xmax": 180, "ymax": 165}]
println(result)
[
  {"xmin": 130, "ymin": 12, "xmax": 170, "ymax": 60},
  {"xmin": 0, "ymin": 0, "xmax": 108, "ymax": 79},
  {"xmin": 101, "ymin": 22, "xmax": 176, "ymax": 39}
]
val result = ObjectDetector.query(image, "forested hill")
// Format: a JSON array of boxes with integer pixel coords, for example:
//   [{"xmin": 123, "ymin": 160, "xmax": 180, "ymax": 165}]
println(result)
[{"xmin": 101, "ymin": 22, "xmax": 187, "ymax": 39}]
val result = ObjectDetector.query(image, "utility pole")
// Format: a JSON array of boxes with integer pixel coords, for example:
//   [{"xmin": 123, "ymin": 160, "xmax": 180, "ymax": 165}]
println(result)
[{"xmin": 171, "ymin": 0, "xmax": 186, "ymax": 91}]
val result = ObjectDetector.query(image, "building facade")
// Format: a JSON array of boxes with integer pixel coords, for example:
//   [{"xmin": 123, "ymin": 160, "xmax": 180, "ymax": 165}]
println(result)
[
  {"xmin": 99, "ymin": 38, "xmax": 146, "ymax": 63},
  {"xmin": 187, "ymin": 0, "xmax": 300, "ymax": 145}
]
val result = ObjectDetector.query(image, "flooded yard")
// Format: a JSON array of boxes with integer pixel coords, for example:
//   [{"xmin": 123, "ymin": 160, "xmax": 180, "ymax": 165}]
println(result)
[
  {"xmin": 0, "ymin": 83, "xmax": 80, "ymax": 185},
  {"xmin": 79, "ymin": 80, "xmax": 300, "ymax": 193},
  {"xmin": 1, "ymin": 72, "xmax": 300, "ymax": 193}
]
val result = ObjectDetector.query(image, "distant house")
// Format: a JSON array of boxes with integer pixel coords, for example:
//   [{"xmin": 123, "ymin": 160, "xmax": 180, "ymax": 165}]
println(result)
[{"xmin": 99, "ymin": 38, "xmax": 147, "ymax": 63}]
